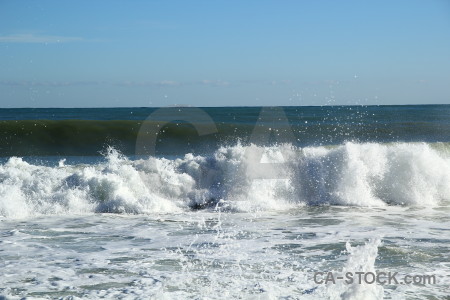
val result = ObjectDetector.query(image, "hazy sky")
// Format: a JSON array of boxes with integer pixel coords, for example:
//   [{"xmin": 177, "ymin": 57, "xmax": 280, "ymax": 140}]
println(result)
[{"xmin": 0, "ymin": 0, "xmax": 449, "ymax": 107}]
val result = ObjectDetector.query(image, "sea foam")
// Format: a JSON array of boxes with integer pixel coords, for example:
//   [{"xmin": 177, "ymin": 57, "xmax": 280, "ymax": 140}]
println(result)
[{"xmin": 0, "ymin": 142, "xmax": 449, "ymax": 218}]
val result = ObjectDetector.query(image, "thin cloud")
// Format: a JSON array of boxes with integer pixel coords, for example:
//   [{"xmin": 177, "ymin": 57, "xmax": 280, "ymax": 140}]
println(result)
[
  {"xmin": 115, "ymin": 80, "xmax": 182, "ymax": 87},
  {"xmin": 198, "ymin": 80, "xmax": 231, "ymax": 87},
  {"xmin": 0, "ymin": 33, "xmax": 83, "ymax": 43},
  {"xmin": 237, "ymin": 79, "xmax": 292, "ymax": 86},
  {"xmin": 0, "ymin": 79, "xmax": 294, "ymax": 88},
  {"xmin": 115, "ymin": 80, "xmax": 232, "ymax": 87},
  {"xmin": 0, "ymin": 80, "xmax": 104, "ymax": 87}
]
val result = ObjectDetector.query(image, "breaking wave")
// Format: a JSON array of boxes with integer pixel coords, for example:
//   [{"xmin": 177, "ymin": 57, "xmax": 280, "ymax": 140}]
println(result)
[{"xmin": 1, "ymin": 142, "xmax": 449, "ymax": 218}]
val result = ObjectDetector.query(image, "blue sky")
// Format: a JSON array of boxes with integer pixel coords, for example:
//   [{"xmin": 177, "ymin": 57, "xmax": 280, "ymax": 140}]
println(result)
[{"xmin": 0, "ymin": 0, "xmax": 449, "ymax": 107}]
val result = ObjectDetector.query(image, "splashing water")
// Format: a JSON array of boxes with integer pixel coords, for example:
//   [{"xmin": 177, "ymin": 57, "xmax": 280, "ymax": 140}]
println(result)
[{"xmin": 0, "ymin": 142, "xmax": 449, "ymax": 218}]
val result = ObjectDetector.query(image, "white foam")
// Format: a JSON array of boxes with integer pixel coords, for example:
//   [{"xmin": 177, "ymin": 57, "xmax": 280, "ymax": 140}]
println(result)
[
  {"xmin": 0, "ymin": 207, "xmax": 448, "ymax": 299},
  {"xmin": 0, "ymin": 142, "xmax": 449, "ymax": 218},
  {"xmin": 326, "ymin": 239, "xmax": 384, "ymax": 300}
]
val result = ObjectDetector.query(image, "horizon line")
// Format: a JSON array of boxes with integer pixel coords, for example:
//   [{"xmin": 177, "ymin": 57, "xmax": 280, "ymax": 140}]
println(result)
[{"xmin": 0, "ymin": 103, "xmax": 449, "ymax": 109}]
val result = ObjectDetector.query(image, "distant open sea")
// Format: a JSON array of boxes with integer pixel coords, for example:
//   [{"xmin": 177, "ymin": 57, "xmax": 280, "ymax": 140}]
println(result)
[{"xmin": 1, "ymin": 105, "xmax": 449, "ymax": 299}]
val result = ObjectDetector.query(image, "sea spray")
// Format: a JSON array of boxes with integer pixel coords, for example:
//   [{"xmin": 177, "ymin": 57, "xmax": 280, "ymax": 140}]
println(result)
[
  {"xmin": 0, "ymin": 209, "xmax": 447, "ymax": 298},
  {"xmin": 1, "ymin": 142, "xmax": 449, "ymax": 218},
  {"xmin": 325, "ymin": 239, "xmax": 384, "ymax": 300}
]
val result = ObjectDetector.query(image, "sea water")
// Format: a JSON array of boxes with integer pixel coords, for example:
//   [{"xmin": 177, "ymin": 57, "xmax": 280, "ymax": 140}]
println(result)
[{"xmin": 0, "ymin": 105, "xmax": 449, "ymax": 299}]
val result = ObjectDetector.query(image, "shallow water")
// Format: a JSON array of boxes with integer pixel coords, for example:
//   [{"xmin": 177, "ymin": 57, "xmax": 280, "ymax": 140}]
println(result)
[{"xmin": 1, "ymin": 206, "xmax": 449, "ymax": 299}]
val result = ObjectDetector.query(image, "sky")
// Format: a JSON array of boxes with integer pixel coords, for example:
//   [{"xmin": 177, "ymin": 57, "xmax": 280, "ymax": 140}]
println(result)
[{"xmin": 0, "ymin": 0, "xmax": 449, "ymax": 107}]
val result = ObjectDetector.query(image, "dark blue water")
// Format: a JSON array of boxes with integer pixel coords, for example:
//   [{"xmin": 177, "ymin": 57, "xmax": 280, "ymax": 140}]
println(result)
[
  {"xmin": 0, "ymin": 105, "xmax": 449, "ymax": 157},
  {"xmin": 1, "ymin": 105, "xmax": 449, "ymax": 124}
]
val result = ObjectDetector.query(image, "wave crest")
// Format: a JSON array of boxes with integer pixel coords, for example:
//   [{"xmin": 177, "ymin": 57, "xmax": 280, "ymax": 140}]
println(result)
[{"xmin": 1, "ymin": 142, "xmax": 449, "ymax": 218}]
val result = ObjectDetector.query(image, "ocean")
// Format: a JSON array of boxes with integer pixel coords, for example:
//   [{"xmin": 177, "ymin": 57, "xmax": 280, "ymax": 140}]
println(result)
[{"xmin": 0, "ymin": 105, "xmax": 449, "ymax": 299}]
